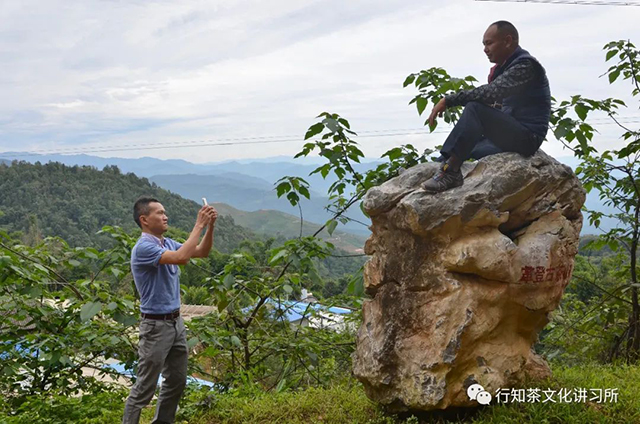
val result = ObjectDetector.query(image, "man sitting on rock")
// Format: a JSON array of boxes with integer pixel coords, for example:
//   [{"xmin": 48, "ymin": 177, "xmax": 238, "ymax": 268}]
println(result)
[{"xmin": 423, "ymin": 20, "xmax": 551, "ymax": 193}]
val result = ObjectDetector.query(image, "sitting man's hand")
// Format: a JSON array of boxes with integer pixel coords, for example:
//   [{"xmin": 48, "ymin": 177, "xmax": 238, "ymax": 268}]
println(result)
[{"xmin": 427, "ymin": 98, "xmax": 446, "ymax": 127}]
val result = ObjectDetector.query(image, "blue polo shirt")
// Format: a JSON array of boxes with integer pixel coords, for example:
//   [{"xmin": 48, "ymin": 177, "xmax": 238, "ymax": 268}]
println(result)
[{"xmin": 131, "ymin": 233, "xmax": 183, "ymax": 314}]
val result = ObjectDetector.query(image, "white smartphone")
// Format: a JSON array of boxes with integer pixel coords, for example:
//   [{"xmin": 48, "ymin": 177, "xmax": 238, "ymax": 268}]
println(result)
[{"xmin": 202, "ymin": 197, "xmax": 208, "ymax": 206}]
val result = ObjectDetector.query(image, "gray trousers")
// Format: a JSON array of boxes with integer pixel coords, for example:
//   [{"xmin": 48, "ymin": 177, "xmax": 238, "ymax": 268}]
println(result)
[{"xmin": 123, "ymin": 316, "xmax": 188, "ymax": 424}]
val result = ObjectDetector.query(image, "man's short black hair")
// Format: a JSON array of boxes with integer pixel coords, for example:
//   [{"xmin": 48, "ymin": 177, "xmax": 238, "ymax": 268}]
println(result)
[
  {"xmin": 133, "ymin": 196, "xmax": 159, "ymax": 228},
  {"xmin": 491, "ymin": 20, "xmax": 519, "ymax": 44}
]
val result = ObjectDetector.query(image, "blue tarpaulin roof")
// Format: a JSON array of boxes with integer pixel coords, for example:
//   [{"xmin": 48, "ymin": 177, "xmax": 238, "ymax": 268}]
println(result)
[
  {"xmin": 103, "ymin": 361, "xmax": 220, "ymax": 389},
  {"xmin": 266, "ymin": 299, "xmax": 352, "ymax": 322}
]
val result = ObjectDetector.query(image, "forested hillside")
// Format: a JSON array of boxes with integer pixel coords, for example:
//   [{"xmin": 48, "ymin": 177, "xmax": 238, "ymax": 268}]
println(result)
[
  {"xmin": 212, "ymin": 202, "xmax": 367, "ymax": 253},
  {"xmin": 149, "ymin": 172, "xmax": 371, "ymax": 236},
  {"xmin": 0, "ymin": 161, "xmax": 253, "ymax": 251}
]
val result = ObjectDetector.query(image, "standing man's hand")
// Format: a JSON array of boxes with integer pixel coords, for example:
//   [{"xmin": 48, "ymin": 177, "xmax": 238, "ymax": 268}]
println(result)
[
  {"xmin": 209, "ymin": 207, "xmax": 218, "ymax": 227},
  {"xmin": 189, "ymin": 205, "xmax": 217, "ymax": 259},
  {"xmin": 427, "ymin": 98, "xmax": 446, "ymax": 127},
  {"xmin": 195, "ymin": 205, "xmax": 216, "ymax": 229}
]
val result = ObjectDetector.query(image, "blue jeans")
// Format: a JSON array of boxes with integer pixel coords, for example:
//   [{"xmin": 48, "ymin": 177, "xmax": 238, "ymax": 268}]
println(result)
[{"xmin": 440, "ymin": 101, "xmax": 541, "ymax": 161}]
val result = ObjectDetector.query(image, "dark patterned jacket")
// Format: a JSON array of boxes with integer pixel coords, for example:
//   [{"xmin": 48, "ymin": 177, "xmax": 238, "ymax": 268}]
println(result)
[{"xmin": 445, "ymin": 46, "xmax": 551, "ymax": 139}]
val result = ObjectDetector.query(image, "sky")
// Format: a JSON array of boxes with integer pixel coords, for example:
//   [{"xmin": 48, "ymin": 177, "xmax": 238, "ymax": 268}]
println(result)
[{"xmin": 0, "ymin": 0, "xmax": 639, "ymax": 164}]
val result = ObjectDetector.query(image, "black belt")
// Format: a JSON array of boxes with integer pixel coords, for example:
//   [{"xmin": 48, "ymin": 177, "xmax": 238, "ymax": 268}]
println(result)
[{"xmin": 141, "ymin": 310, "xmax": 180, "ymax": 320}]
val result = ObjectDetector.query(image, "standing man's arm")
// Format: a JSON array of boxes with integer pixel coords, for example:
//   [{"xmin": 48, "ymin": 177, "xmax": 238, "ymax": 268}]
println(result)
[
  {"xmin": 192, "ymin": 208, "xmax": 217, "ymax": 258},
  {"xmin": 159, "ymin": 206, "xmax": 216, "ymax": 265}
]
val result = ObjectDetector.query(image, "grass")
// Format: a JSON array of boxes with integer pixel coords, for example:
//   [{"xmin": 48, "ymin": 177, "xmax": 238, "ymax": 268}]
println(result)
[
  {"xmin": 186, "ymin": 364, "xmax": 640, "ymax": 424},
  {"xmin": 4, "ymin": 363, "xmax": 637, "ymax": 423}
]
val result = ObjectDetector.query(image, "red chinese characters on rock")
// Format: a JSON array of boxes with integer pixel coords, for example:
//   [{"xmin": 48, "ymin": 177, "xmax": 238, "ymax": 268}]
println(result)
[{"xmin": 519, "ymin": 265, "xmax": 573, "ymax": 283}]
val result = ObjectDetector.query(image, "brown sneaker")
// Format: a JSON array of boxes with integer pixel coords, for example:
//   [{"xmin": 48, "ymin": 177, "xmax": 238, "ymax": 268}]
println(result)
[{"xmin": 422, "ymin": 163, "xmax": 464, "ymax": 193}]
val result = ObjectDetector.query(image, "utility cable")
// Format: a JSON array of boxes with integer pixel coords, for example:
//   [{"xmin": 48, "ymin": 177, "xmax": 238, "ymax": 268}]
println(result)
[
  {"xmin": 0, "ymin": 117, "xmax": 638, "ymax": 158},
  {"xmin": 476, "ymin": 0, "xmax": 640, "ymax": 6}
]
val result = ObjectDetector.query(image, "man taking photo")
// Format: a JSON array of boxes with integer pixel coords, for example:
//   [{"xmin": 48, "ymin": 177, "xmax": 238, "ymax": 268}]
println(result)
[{"xmin": 123, "ymin": 197, "xmax": 217, "ymax": 424}]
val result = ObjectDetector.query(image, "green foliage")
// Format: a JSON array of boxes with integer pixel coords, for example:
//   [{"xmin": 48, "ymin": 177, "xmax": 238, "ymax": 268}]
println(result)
[
  {"xmin": 547, "ymin": 40, "xmax": 640, "ymax": 362},
  {"xmin": 540, "ymin": 250, "xmax": 637, "ymax": 364},
  {"xmin": 285, "ymin": 112, "xmax": 438, "ymax": 238},
  {"xmin": 191, "ymin": 382, "xmax": 382, "ymax": 424},
  {"xmin": 0, "ymin": 388, "xmax": 128, "ymax": 424},
  {"xmin": 293, "ymin": 113, "xmax": 366, "ymax": 216},
  {"xmin": 275, "ymin": 176, "xmax": 311, "ymax": 207},
  {"xmin": 365, "ymin": 144, "xmax": 438, "ymax": 188},
  {"xmin": 183, "ymin": 285, "xmax": 214, "ymax": 305},
  {"xmin": 0, "ymin": 217, "xmax": 363, "ymax": 420},
  {"xmin": 404, "ymin": 67, "xmax": 478, "ymax": 131},
  {"xmin": 0, "ymin": 227, "xmax": 139, "ymax": 408},
  {"xmin": 186, "ymin": 364, "xmax": 640, "ymax": 424},
  {"xmin": 185, "ymin": 234, "xmax": 362, "ymax": 392},
  {"xmin": 2, "ymin": 364, "xmax": 638, "ymax": 423},
  {"xmin": 0, "ymin": 161, "xmax": 252, "ymax": 252},
  {"xmin": 603, "ymin": 40, "xmax": 640, "ymax": 96}
]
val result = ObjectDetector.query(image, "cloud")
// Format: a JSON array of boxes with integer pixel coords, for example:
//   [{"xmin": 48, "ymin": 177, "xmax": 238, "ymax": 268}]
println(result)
[{"xmin": 0, "ymin": 0, "xmax": 638, "ymax": 162}]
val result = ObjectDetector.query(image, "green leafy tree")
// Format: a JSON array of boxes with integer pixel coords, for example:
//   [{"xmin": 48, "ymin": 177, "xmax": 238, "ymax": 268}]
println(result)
[
  {"xmin": 403, "ymin": 67, "xmax": 478, "ymax": 131},
  {"xmin": 0, "ymin": 227, "xmax": 139, "ymax": 405},
  {"xmin": 559, "ymin": 40, "xmax": 640, "ymax": 362},
  {"xmin": 186, "ymin": 236, "xmax": 361, "ymax": 391}
]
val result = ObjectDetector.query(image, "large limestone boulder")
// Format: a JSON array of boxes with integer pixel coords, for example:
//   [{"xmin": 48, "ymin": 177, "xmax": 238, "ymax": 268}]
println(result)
[{"xmin": 352, "ymin": 151, "xmax": 585, "ymax": 411}]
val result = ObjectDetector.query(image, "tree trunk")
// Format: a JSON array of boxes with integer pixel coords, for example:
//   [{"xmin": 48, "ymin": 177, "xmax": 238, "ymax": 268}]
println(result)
[
  {"xmin": 629, "ymin": 286, "xmax": 640, "ymax": 362},
  {"xmin": 241, "ymin": 329, "xmax": 251, "ymax": 370},
  {"xmin": 627, "ymin": 218, "xmax": 640, "ymax": 362}
]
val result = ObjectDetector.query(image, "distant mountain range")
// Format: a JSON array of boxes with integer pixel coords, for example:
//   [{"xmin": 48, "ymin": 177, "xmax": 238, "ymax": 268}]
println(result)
[
  {"xmin": 2, "ymin": 152, "xmax": 375, "ymax": 236},
  {"xmin": 212, "ymin": 203, "xmax": 367, "ymax": 253},
  {"xmin": 0, "ymin": 152, "xmax": 614, "ymax": 235},
  {"xmin": 148, "ymin": 173, "xmax": 370, "ymax": 236},
  {"xmin": 0, "ymin": 152, "xmax": 379, "ymax": 193}
]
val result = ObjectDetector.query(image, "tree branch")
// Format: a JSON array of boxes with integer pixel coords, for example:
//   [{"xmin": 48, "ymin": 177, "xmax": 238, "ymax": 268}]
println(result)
[{"xmin": 0, "ymin": 241, "xmax": 84, "ymax": 300}]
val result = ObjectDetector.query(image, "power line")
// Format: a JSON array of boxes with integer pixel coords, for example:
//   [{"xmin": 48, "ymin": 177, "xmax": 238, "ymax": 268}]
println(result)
[
  {"xmin": 476, "ymin": 0, "xmax": 640, "ymax": 5},
  {"xmin": 0, "ymin": 117, "xmax": 637, "ymax": 158},
  {"xmin": 0, "ymin": 128, "xmax": 452, "ymax": 158}
]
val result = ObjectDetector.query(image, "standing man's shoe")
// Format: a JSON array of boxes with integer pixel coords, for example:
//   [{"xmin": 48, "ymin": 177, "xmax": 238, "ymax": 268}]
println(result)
[{"xmin": 422, "ymin": 164, "xmax": 464, "ymax": 193}]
